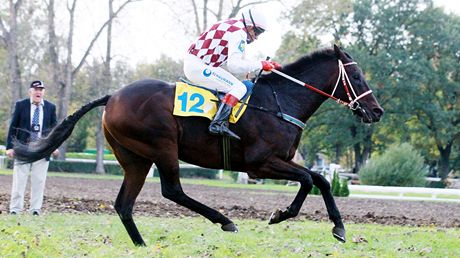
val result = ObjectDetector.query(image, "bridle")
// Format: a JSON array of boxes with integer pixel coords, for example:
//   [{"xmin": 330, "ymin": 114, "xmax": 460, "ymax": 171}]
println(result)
[{"xmin": 271, "ymin": 60, "xmax": 373, "ymax": 110}]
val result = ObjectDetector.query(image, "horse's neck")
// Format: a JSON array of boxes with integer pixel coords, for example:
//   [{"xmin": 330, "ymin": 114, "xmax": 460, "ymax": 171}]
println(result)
[{"xmin": 262, "ymin": 60, "xmax": 337, "ymax": 123}]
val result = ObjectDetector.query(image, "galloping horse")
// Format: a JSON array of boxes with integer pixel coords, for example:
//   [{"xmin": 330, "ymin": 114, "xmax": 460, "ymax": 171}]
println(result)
[{"xmin": 14, "ymin": 45, "xmax": 383, "ymax": 246}]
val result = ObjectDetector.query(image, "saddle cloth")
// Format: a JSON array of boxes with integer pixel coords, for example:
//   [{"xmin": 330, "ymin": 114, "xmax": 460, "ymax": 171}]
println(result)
[{"xmin": 173, "ymin": 82, "xmax": 250, "ymax": 123}]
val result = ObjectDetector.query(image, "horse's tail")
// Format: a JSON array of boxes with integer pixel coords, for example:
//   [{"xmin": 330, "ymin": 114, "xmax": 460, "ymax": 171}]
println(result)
[{"xmin": 13, "ymin": 95, "xmax": 111, "ymax": 163}]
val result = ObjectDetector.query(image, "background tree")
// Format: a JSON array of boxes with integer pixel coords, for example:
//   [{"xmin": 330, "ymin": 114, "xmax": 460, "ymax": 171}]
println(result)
[
  {"xmin": 133, "ymin": 55, "xmax": 183, "ymax": 82},
  {"xmin": 45, "ymin": 0, "xmax": 136, "ymax": 159},
  {"xmin": 401, "ymin": 7, "xmax": 460, "ymax": 178},
  {"xmin": 94, "ymin": 0, "xmax": 115, "ymax": 174},
  {"xmin": 0, "ymin": 0, "xmax": 23, "ymax": 110},
  {"xmin": 161, "ymin": 0, "xmax": 276, "ymax": 36},
  {"xmin": 279, "ymin": 0, "xmax": 460, "ymax": 176}
]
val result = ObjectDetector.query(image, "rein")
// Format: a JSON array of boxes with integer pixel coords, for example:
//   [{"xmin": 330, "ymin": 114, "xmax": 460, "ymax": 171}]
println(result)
[
  {"xmin": 271, "ymin": 60, "xmax": 373, "ymax": 110},
  {"xmin": 240, "ymin": 59, "xmax": 373, "ymax": 129}
]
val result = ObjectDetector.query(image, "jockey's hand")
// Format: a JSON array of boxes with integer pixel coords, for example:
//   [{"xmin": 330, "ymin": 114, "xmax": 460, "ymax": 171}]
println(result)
[
  {"xmin": 270, "ymin": 61, "xmax": 282, "ymax": 70},
  {"xmin": 261, "ymin": 60, "xmax": 282, "ymax": 71}
]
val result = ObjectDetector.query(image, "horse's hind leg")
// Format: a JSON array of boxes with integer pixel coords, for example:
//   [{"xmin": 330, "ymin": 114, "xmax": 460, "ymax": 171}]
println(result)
[
  {"xmin": 106, "ymin": 130, "xmax": 152, "ymax": 246},
  {"xmin": 155, "ymin": 156, "xmax": 237, "ymax": 232},
  {"xmin": 307, "ymin": 170, "xmax": 345, "ymax": 242}
]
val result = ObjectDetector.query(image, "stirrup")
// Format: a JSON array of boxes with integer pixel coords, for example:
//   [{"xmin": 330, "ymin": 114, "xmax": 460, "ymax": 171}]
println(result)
[{"xmin": 209, "ymin": 123, "xmax": 241, "ymax": 140}]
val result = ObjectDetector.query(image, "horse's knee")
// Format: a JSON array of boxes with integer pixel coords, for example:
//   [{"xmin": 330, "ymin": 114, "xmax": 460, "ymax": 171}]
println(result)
[
  {"xmin": 312, "ymin": 173, "xmax": 331, "ymax": 191},
  {"xmin": 161, "ymin": 185, "xmax": 185, "ymax": 202},
  {"xmin": 162, "ymin": 190, "xmax": 178, "ymax": 200},
  {"xmin": 300, "ymin": 174, "xmax": 313, "ymax": 189}
]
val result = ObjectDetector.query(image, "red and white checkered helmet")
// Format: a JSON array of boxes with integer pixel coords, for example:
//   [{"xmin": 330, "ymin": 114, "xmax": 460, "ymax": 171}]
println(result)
[{"xmin": 241, "ymin": 8, "xmax": 268, "ymax": 31}]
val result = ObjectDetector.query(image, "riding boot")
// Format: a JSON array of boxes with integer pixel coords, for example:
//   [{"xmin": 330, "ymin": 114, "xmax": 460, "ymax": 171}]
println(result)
[{"xmin": 209, "ymin": 100, "xmax": 241, "ymax": 141}]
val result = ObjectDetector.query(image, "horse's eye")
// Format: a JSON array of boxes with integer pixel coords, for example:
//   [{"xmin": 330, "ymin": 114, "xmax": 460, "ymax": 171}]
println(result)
[{"xmin": 353, "ymin": 74, "xmax": 360, "ymax": 80}]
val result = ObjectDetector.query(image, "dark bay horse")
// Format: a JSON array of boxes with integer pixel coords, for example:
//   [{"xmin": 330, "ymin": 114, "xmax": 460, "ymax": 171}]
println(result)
[{"xmin": 13, "ymin": 45, "xmax": 383, "ymax": 246}]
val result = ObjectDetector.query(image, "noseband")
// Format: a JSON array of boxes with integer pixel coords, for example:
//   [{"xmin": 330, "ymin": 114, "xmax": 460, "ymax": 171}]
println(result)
[
  {"xmin": 332, "ymin": 60, "xmax": 372, "ymax": 110},
  {"xmin": 271, "ymin": 60, "xmax": 373, "ymax": 110}
]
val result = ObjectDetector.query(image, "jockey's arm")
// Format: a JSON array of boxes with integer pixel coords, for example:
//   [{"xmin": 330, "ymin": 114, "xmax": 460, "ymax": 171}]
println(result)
[{"xmin": 226, "ymin": 32, "xmax": 262, "ymax": 74}]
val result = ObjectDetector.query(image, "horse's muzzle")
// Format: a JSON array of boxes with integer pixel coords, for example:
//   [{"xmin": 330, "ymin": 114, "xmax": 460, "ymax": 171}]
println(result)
[{"xmin": 354, "ymin": 106, "xmax": 384, "ymax": 123}]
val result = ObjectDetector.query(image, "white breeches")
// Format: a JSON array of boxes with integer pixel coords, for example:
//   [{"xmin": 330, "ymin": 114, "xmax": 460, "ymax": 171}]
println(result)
[
  {"xmin": 183, "ymin": 54, "xmax": 247, "ymax": 100},
  {"xmin": 9, "ymin": 158, "xmax": 49, "ymax": 213}
]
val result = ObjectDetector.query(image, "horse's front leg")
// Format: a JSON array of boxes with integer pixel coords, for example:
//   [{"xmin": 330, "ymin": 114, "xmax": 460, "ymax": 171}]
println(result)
[
  {"xmin": 250, "ymin": 158, "xmax": 313, "ymax": 224},
  {"xmin": 251, "ymin": 159, "xmax": 346, "ymax": 243},
  {"xmin": 306, "ymin": 169, "xmax": 345, "ymax": 242}
]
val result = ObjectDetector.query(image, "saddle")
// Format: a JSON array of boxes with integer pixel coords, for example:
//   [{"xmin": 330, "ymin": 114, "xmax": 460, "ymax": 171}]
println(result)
[{"xmin": 173, "ymin": 80, "xmax": 251, "ymax": 123}]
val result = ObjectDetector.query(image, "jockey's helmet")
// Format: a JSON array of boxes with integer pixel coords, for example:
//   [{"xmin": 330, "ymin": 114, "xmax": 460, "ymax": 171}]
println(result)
[{"xmin": 241, "ymin": 8, "xmax": 267, "ymax": 35}]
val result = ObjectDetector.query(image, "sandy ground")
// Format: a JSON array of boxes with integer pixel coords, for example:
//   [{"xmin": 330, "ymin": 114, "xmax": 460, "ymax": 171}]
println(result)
[{"xmin": 1, "ymin": 174, "xmax": 460, "ymax": 228}]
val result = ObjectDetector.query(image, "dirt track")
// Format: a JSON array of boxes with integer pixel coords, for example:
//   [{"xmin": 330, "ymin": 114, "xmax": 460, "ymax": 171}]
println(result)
[{"xmin": 1, "ymin": 175, "xmax": 460, "ymax": 228}]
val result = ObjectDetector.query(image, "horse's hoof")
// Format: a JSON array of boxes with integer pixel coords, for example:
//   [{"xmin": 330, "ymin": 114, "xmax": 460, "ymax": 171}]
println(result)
[
  {"xmin": 268, "ymin": 209, "xmax": 282, "ymax": 224},
  {"xmin": 221, "ymin": 223, "xmax": 238, "ymax": 232},
  {"xmin": 332, "ymin": 227, "xmax": 346, "ymax": 243},
  {"xmin": 134, "ymin": 241, "xmax": 147, "ymax": 247}
]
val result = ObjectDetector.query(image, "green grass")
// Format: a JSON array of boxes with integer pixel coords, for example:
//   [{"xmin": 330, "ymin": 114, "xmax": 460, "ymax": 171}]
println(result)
[{"xmin": 0, "ymin": 214, "xmax": 459, "ymax": 257}]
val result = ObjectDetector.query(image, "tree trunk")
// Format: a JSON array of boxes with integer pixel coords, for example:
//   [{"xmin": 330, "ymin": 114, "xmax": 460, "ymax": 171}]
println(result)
[
  {"xmin": 96, "ymin": 0, "xmax": 115, "ymax": 174},
  {"xmin": 47, "ymin": 0, "xmax": 62, "ymax": 102},
  {"xmin": 95, "ymin": 116, "xmax": 105, "ymax": 173},
  {"xmin": 190, "ymin": 0, "xmax": 201, "ymax": 34},
  {"xmin": 202, "ymin": 0, "xmax": 208, "ymax": 31},
  {"xmin": 437, "ymin": 142, "xmax": 452, "ymax": 179},
  {"xmin": 362, "ymin": 131, "xmax": 372, "ymax": 163},
  {"xmin": 333, "ymin": 144, "xmax": 341, "ymax": 164},
  {"xmin": 353, "ymin": 142, "xmax": 362, "ymax": 173},
  {"xmin": 0, "ymin": 0, "xmax": 23, "ymax": 110},
  {"xmin": 57, "ymin": 0, "xmax": 77, "ymax": 160},
  {"xmin": 55, "ymin": 0, "xmax": 134, "ymax": 160}
]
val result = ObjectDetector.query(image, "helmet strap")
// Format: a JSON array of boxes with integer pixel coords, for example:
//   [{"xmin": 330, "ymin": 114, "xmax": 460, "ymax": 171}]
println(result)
[{"xmin": 241, "ymin": 12, "xmax": 255, "ymax": 43}]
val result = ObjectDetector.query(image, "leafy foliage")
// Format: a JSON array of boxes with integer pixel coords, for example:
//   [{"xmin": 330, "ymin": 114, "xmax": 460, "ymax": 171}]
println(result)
[
  {"xmin": 359, "ymin": 143, "xmax": 426, "ymax": 186},
  {"xmin": 331, "ymin": 171, "xmax": 341, "ymax": 196},
  {"xmin": 310, "ymin": 184, "xmax": 321, "ymax": 195},
  {"xmin": 340, "ymin": 179, "xmax": 350, "ymax": 197},
  {"xmin": 280, "ymin": 0, "xmax": 460, "ymax": 176}
]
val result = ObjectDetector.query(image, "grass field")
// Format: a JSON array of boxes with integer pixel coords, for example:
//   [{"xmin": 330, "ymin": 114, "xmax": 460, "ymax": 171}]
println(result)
[
  {"xmin": 1, "ymin": 214, "xmax": 459, "ymax": 257},
  {"xmin": 1, "ymin": 169, "xmax": 460, "ymax": 256}
]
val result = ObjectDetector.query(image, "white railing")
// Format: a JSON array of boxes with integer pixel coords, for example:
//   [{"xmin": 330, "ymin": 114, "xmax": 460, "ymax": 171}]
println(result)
[
  {"xmin": 62, "ymin": 158, "xmax": 222, "ymax": 178},
  {"xmin": 349, "ymin": 184, "xmax": 460, "ymax": 202},
  {"xmin": 0, "ymin": 156, "xmax": 6, "ymax": 169}
]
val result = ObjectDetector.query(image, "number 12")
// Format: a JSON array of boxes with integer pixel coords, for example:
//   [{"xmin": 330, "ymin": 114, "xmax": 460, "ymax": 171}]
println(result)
[{"xmin": 178, "ymin": 92, "xmax": 205, "ymax": 113}]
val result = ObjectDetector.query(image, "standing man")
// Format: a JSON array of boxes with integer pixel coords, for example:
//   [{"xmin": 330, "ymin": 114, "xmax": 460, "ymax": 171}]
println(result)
[{"xmin": 6, "ymin": 80, "xmax": 59, "ymax": 215}]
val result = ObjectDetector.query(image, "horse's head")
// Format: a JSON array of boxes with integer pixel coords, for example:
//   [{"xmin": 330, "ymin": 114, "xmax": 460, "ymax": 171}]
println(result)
[{"xmin": 331, "ymin": 44, "xmax": 384, "ymax": 123}]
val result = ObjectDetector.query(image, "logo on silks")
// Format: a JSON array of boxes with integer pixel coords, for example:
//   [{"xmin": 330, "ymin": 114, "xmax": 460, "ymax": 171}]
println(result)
[
  {"xmin": 203, "ymin": 68, "xmax": 212, "ymax": 77},
  {"xmin": 238, "ymin": 40, "xmax": 245, "ymax": 52}
]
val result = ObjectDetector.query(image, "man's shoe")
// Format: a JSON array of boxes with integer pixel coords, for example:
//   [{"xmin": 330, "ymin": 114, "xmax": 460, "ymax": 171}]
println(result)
[
  {"xmin": 32, "ymin": 211, "xmax": 40, "ymax": 216},
  {"xmin": 10, "ymin": 211, "xmax": 17, "ymax": 215}
]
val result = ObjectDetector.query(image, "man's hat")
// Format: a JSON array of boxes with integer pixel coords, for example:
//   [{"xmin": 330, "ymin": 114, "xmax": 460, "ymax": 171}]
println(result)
[{"xmin": 30, "ymin": 80, "xmax": 45, "ymax": 88}]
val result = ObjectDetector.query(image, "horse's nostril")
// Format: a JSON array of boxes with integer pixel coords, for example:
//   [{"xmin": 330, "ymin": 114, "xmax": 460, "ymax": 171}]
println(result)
[{"xmin": 373, "ymin": 107, "xmax": 384, "ymax": 118}]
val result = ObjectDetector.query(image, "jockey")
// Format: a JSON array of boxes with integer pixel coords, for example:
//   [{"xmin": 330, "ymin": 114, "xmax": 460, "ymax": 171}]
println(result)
[{"xmin": 184, "ymin": 8, "xmax": 281, "ymax": 140}]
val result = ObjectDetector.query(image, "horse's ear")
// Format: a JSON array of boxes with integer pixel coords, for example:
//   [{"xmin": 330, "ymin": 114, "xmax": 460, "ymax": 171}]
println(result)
[{"xmin": 333, "ymin": 44, "xmax": 342, "ymax": 59}]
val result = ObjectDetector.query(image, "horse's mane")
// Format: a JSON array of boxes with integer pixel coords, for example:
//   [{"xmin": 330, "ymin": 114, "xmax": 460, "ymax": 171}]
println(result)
[{"xmin": 260, "ymin": 47, "xmax": 336, "ymax": 81}]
